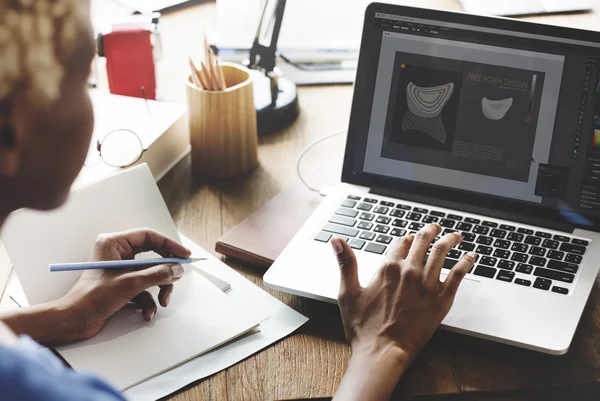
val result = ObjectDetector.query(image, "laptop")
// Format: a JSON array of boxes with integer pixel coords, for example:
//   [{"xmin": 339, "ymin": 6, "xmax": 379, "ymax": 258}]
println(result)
[
  {"xmin": 264, "ymin": 2, "xmax": 600, "ymax": 355},
  {"xmin": 459, "ymin": 0, "xmax": 594, "ymax": 17}
]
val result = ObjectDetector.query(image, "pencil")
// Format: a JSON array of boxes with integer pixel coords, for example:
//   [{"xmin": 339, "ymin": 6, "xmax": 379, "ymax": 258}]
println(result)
[
  {"xmin": 49, "ymin": 257, "xmax": 207, "ymax": 272},
  {"xmin": 188, "ymin": 57, "xmax": 203, "ymax": 88},
  {"xmin": 195, "ymin": 62, "xmax": 210, "ymax": 90},
  {"xmin": 215, "ymin": 59, "xmax": 227, "ymax": 90}
]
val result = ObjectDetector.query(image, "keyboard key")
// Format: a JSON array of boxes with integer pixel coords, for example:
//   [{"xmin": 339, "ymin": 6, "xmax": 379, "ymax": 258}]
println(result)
[
  {"xmin": 462, "ymin": 233, "xmax": 476, "ymax": 242},
  {"xmin": 547, "ymin": 260, "xmax": 579, "ymax": 274},
  {"xmin": 565, "ymin": 253, "xmax": 582, "ymax": 264},
  {"xmin": 390, "ymin": 228, "xmax": 406, "ymax": 237},
  {"xmin": 329, "ymin": 215, "xmax": 357, "ymax": 227},
  {"xmin": 357, "ymin": 203, "xmax": 373, "ymax": 211},
  {"xmin": 422, "ymin": 215, "xmax": 439, "ymax": 223},
  {"xmin": 542, "ymin": 239, "xmax": 559, "ymax": 249},
  {"xmin": 406, "ymin": 213, "xmax": 422, "ymax": 221},
  {"xmin": 376, "ymin": 216, "xmax": 391, "ymax": 224},
  {"xmin": 529, "ymin": 256, "xmax": 547, "ymax": 266},
  {"xmin": 511, "ymin": 243, "xmax": 528, "ymax": 253},
  {"xmin": 474, "ymin": 265, "xmax": 497, "ymax": 278},
  {"xmin": 439, "ymin": 219, "xmax": 456, "ymax": 228},
  {"xmin": 499, "ymin": 224, "xmax": 516, "ymax": 231},
  {"xmin": 396, "ymin": 204, "xmax": 411, "ymax": 210},
  {"xmin": 511, "ymin": 252, "xmax": 528, "ymax": 262},
  {"xmin": 515, "ymin": 278, "xmax": 532, "ymax": 287},
  {"xmin": 559, "ymin": 243, "xmax": 586, "ymax": 256},
  {"xmin": 572, "ymin": 239, "xmax": 589, "ymax": 246},
  {"xmin": 517, "ymin": 228, "xmax": 534, "ymax": 235},
  {"xmin": 413, "ymin": 207, "xmax": 428, "ymax": 214},
  {"xmin": 494, "ymin": 239, "xmax": 510, "ymax": 249},
  {"xmin": 552, "ymin": 286, "xmax": 569, "ymax": 295},
  {"xmin": 507, "ymin": 232, "xmax": 524, "ymax": 242},
  {"xmin": 380, "ymin": 201, "xmax": 394, "ymax": 207},
  {"xmin": 547, "ymin": 250, "xmax": 564, "ymax": 260},
  {"xmin": 447, "ymin": 214, "xmax": 463, "ymax": 220},
  {"xmin": 442, "ymin": 259, "xmax": 459, "ymax": 269},
  {"xmin": 332, "ymin": 235, "xmax": 349, "ymax": 242},
  {"xmin": 430, "ymin": 211, "xmax": 445, "ymax": 217},
  {"xmin": 341, "ymin": 199, "xmax": 357, "ymax": 208},
  {"xmin": 458, "ymin": 242, "xmax": 475, "ymax": 251},
  {"xmin": 476, "ymin": 236, "xmax": 493, "ymax": 245},
  {"xmin": 336, "ymin": 207, "xmax": 358, "ymax": 218},
  {"xmin": 392, "ymin": 219, "xmax": 408, "ymax": 227},
  {"xmin": 374, "ymin": 206, "xmax": 389, "ymax": 215},
  {"xmin": 357, "ymin": 221, "xmax": 373, "ymax": 230},
  {"xmin": 409, "ymin": 222, "xmax": 425, "ymax": 231},
  {"xmin": 323, "ymin": 223, "xmax": 359, "ymax": 237},
  {"xmin": 349, "ymin": 238, "xmax": 365, "ymax": 250},
  {"xmin": 456, "ymin": 222, "xmax": 472, "ymax": 231},
  {"xmin": 364, "ymin": 198, "xmax": 378, "ymax": 204},
  {"xmin": 498, "ymin": 260, "xmax": 515, "ymax": 270},
  {"xmin": 516, "ymin": 263, "xmax": 533, "ymax": 274},
  {"xmin": 554, "ymin": 235, "xmax": 570, "ymax": 242},
  {"xmin": 465, "ymin": 217, "xmax": 480, "ymax": 224},
  {"xmin": 359, "ymin": 231, "xmax": 376, "ymax": 241},
  {"xmin": 482, "ymin": 221, "xmax": 498, "ymax": 228},
  {"xmin": 448, "ymin": 249, "xmax": 462, "ymax": 259},
  {"xmin": 493, "ymin": 249, "xmax": 510, "ymax": 259},
  {"xmin": 534, "ymin": 267, "xmax": 574, "ymax": 283},
  {"xmin": 533, "ymin": 277, "xmax": 552, "ymax": 290},
  {"xmin": 480, "ymin": 256, "xmax": 497, "ymax": 267},
  {"xmin": 347, "ymin": 195, "xmax": 361, "ymax": 200},
  {"xmin": 496, "ymin": 270, "xmax": 515, "ymax": 282},
  {"xmin": 376, "ymin": 234, "xmax": 393, "ymax": 244},
  {"xmin": 473, "ymin": 226, "xmax": 489, "ymax": 235},
  {"xmin": 374, "ymin": 225, "xmax": 390, "ymax": 234},
  {"xmin": 390, "ymin": 209, "xmax": 405, "ymax": 218},
  {"xmin": 314, "ymin": 231, "xmax": 332, "ymax": 242},
  {"xmin": 529, "ymin": 246, "xmax": 546, "ymax": 257},
  {"xmin": 359, "ymin": 213, "xmax": 375, "ymax": 221},
  {"xmin": 524, "ymin": 236, "xmax": 541, "ymax": 246},
  {"xmin": 535, "ymin": 231, "xmax": 552, "ymax": 239},
  {"xmin": 490, "ymin": 229, "xmax": 507, "ymax": 239},
  {"xmin": 442, "ymin": 229, "xmax": 457, "ymax": 236},
  {"xmin": 365, "ymin": 242, "xmax": 386, "ymax": 254},
  {"xmin": 476, "ymin": 245, "xmax": 493, "ymax": 255}
]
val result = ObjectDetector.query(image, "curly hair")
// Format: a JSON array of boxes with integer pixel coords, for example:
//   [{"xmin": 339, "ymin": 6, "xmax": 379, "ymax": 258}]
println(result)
[{"xmin": 0, "ymin": 0, "xmax": 89, "ymax": 108}]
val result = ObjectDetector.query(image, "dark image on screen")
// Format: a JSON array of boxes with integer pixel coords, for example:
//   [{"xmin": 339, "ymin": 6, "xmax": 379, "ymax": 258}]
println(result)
[
  {"xmin": 381, "ymin": 51, "xmax": 545, "ymax": 183},
  {"xmin": 390, "ymin": 65, "xmax": 462, "ymax": 152}
]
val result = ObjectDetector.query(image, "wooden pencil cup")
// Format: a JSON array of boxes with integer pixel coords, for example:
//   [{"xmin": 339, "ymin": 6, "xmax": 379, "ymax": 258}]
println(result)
[{"xmin": 186, "ymin": 62, "xmax": 259, "ymax": 178}]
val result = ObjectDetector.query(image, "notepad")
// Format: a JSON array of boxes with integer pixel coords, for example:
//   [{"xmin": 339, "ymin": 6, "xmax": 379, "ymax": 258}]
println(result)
[{"xmin": 1, "ymin": 164, "xmax": 266, "ymax": 390}]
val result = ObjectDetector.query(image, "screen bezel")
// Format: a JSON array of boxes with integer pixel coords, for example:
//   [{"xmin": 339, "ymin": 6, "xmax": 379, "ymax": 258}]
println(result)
[{"xmin": 342, "ymin": 2, "xmax": 600, "ymax": 231}]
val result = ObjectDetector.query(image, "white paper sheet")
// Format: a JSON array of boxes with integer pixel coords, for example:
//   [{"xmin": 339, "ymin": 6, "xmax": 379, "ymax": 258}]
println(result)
[
  {"xmin": 123, "ymin": 234, "xmax": 309, "ymax": 401},
  {"xmin": 58, "ymin": 265, "xmax": 263, "ymax": 390}
]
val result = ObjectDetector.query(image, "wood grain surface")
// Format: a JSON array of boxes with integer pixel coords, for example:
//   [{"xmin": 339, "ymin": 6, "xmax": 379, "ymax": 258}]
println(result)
[{"xmin": 89, "ymin": 1, "xmax": 600, "ymax": 400}]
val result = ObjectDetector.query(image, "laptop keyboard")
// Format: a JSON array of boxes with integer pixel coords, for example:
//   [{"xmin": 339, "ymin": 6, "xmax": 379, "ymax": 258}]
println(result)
[{"xmin": 314, "ymin": 194, "xmax": 591, "ymax": 296}]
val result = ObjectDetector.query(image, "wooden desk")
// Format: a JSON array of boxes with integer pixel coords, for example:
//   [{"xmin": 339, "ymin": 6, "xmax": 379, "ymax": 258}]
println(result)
[{"xmin": 80, "ymin": 1, "xmax": 600, "ymax": 399}]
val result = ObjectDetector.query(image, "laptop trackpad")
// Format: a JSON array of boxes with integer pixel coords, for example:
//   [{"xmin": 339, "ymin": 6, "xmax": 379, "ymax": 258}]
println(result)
[{"xmin": 442, "ymin": 276, "xmax": 481, "ymax": 324}]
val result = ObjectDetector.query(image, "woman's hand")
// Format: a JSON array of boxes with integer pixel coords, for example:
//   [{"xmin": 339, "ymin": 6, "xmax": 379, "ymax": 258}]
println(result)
[
  {"xmin": 332, "ymin": 223, "xmax": 476, "ymax": 401},
  {"xmin": 62, "ymin": 228, "xmax": 192, "ymax": 341},
  {"xmin": 0, "ymin": 229, "xmax": 191, "ymax": 345}
]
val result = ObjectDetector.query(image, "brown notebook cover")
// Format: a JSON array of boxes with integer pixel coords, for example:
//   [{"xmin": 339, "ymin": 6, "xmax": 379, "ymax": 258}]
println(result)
[{"xmin": 215, "ymin": 186, "xmax": 323, "ymax": 269}]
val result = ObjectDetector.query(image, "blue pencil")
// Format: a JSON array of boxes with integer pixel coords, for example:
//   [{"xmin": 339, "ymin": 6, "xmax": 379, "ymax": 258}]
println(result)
[{"xmin": 49, "ymin": 257, "xmax": 206, "ymax": 272}]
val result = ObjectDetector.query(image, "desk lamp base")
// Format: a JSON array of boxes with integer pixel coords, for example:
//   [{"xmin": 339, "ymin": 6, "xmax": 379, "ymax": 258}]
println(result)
[{"xmin": 251, "ymin": 70, "xmax": 299, "ymax": 135}]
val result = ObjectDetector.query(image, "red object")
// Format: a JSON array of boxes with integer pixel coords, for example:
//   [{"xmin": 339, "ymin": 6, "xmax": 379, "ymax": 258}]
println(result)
[{"xmin": 102, "ymin": 29, "xmax": 156, "ymax": 100}]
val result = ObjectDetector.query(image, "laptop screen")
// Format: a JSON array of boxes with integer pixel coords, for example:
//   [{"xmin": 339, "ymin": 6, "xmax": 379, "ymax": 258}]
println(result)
[{"xmin": 345, "ymin": 4, "xmax": 600, "ymax": 228}]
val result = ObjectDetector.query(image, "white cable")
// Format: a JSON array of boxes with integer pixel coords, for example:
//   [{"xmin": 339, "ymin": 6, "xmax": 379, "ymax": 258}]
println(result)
[{"xmin": 296, "ymin": 130, "xmax": 346, "ymax": 193}]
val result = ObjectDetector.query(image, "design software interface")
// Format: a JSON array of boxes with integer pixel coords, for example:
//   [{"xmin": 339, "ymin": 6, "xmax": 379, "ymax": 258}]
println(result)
[{"xmin": 361, "ymin": 12, "xmax": 600, "ymax": 216}]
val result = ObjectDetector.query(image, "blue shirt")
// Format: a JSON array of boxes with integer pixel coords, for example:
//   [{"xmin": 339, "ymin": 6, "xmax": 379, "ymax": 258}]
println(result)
[{"xmin": 0, "ymin": 336, "xmax": 126, "ymax": 401}]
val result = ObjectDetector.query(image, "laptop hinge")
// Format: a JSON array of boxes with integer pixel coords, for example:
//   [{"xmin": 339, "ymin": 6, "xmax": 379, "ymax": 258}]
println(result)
[{"xmin": 370, "ymin": 187, "xmax": 575, "ymax": 233}]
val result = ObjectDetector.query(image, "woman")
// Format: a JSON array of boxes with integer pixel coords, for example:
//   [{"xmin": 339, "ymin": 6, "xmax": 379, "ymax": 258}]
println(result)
[{"xmin": 0, "ymin": 1, "xmax": 475, "ymax": 400}]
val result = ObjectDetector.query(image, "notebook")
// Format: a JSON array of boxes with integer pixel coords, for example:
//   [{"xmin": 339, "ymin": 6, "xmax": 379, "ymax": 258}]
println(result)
[{"xmin": 1, "ymin": 164, "xmax": 266, "ymax": 390}]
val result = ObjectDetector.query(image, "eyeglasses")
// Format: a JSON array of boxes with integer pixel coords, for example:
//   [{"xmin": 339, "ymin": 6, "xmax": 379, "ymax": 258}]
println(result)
[{"xmin": 84, "ymin": 129, "xmax": 146, "ymax": 168}]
